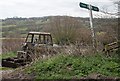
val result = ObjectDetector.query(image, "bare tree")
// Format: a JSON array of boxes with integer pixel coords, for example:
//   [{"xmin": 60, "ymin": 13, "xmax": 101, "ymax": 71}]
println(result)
[{"xmin": 48, "ymin": 16, "xmax": 90, "ymax": 45}]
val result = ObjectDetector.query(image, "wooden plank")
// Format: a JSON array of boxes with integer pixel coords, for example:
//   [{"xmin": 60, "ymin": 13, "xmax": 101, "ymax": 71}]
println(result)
[{"xmin": 104, "ymin": 41, "xmax": 120, "ymax": 53}]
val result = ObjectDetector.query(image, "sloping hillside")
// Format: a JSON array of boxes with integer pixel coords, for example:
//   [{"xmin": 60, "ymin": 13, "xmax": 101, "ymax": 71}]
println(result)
[{"xmin": 1, "ymin": 16, "xmax": 118, "ymax": 38}]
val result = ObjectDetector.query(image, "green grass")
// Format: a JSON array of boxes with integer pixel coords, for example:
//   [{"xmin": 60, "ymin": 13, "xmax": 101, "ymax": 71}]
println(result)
[
  {"xmin": 0, "ymin": 52, "xmax": 17, "ymax": 59},
  {"xmin": 0, "ymin": 52, "xmax": 16, "ymax": 70},
  {"xmin": 25, "ymin": 53, "xmax": 120, "ymax": 79},
  {"xmin": 0, "ymin": 67, "xmax": 13, "ymax": 70},
  {"xmin": 2, "ymin": 25, "xmax": 16, "ymax": 28},
  {"xmin": 18, "ymin": 27, "xmax": 27, "ymax": 31}
]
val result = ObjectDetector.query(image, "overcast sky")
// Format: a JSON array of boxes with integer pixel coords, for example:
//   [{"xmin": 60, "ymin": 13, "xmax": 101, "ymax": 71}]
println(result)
[{"xmin": 0, "ymin": 0, "xmax": 118, "ymax": 19}]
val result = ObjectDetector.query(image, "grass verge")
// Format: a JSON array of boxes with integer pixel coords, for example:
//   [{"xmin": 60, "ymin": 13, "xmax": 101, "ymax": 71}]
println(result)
[
  {"xmin": 0, "ymin": 52, "xmax": 16, "ymax": 59},
  {"xmin": 25, "ymin": 53, "xmax": 120, "ymax": 79},
  {"xmin": 0, "ymin": 67, "xmax": 13, "ymax": 70},
  {"xmin": 0, "ymin": 52, "xmax": 16, "ymax": 70}
]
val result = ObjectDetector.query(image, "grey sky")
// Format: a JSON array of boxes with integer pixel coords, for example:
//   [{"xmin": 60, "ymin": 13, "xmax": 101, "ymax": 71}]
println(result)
[{"xmin": 0, "ymin": 0, "xmax": 117, "ymax": 19}]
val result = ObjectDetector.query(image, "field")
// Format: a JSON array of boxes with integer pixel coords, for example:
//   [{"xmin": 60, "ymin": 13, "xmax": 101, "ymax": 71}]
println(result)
[
  {"xmin": 1, "ymin": 16, "xmax": 120, "ymax": 80},
  {"xmin": 0, "ymin": 38, "xmax": 25, "ymax": 71},
  {"xmin": 2, "ymin": 38, "xmax": 25, "ymax": 53}
]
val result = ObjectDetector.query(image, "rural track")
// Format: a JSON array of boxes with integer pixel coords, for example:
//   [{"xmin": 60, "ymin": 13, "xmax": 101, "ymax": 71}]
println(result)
[{"xmin": 0, "ymin": 69, "xmax": 14, "ymax": 79}]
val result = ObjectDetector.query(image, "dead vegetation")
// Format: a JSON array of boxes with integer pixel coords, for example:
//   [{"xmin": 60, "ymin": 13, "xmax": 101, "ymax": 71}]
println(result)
[
  {"xmin": 2, "ymin": 16, "xmax": 118, "ymax": 54},
  {"xmin": 2, "ymin": 38, "xmax": 25, "ymax": 53}
]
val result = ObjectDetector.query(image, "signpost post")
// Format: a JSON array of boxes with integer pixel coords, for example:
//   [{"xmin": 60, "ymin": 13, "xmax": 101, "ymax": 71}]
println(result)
[
  {"xmin": 79, "ymin": 2, "xmax": 99, "ymax": 50},
  {"xmin": 89, "ymin": 4, "xmax": 96, "ymax": 49}
]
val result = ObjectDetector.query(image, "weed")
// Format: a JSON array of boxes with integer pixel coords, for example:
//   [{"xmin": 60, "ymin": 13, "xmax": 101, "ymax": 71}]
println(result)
[{"xmin": 25, "ymin": 53, "xmax": 120, "ymax": 79}]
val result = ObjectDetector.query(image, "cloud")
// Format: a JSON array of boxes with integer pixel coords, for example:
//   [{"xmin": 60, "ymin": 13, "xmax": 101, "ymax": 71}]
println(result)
[{"xmin": 0, "ymin": 0, "xmax": 116, "ymax": 19}]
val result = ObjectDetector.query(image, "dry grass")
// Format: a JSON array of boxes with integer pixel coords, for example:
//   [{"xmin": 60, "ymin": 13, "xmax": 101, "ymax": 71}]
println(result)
[{"xmin": 2, "ymin": 38, "xmax": 25, "ymax": 53}]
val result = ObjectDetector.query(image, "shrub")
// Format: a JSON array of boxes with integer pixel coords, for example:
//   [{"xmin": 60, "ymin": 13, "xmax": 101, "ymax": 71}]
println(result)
[{"xmin": 49, "ymin": 16, "xmax": 87, "ymax": 45}]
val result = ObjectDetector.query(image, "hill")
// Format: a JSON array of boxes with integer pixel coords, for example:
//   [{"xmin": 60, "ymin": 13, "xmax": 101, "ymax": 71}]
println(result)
[{"xmin": 1, "ymin": 16, "xmax": 118, "ymax": 38}]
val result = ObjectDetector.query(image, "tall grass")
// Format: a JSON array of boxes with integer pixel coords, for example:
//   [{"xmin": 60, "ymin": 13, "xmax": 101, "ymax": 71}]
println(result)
[{"xmin": 2, "ymin": 38, "xmax": 25, "ymax": 53}]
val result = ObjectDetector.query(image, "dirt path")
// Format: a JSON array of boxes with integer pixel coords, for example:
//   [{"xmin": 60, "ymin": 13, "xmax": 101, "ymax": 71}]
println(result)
[
  {"xmin": 1, "ymin": 70, "xmax": 14, "ymax": 76},
  {"xmin": 1, "ymin": 66, "xmax": 35, "ymax": 80},
  {"xmin": 0, "ymin": 69, "xmax": 14, "ymax": 80}
]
